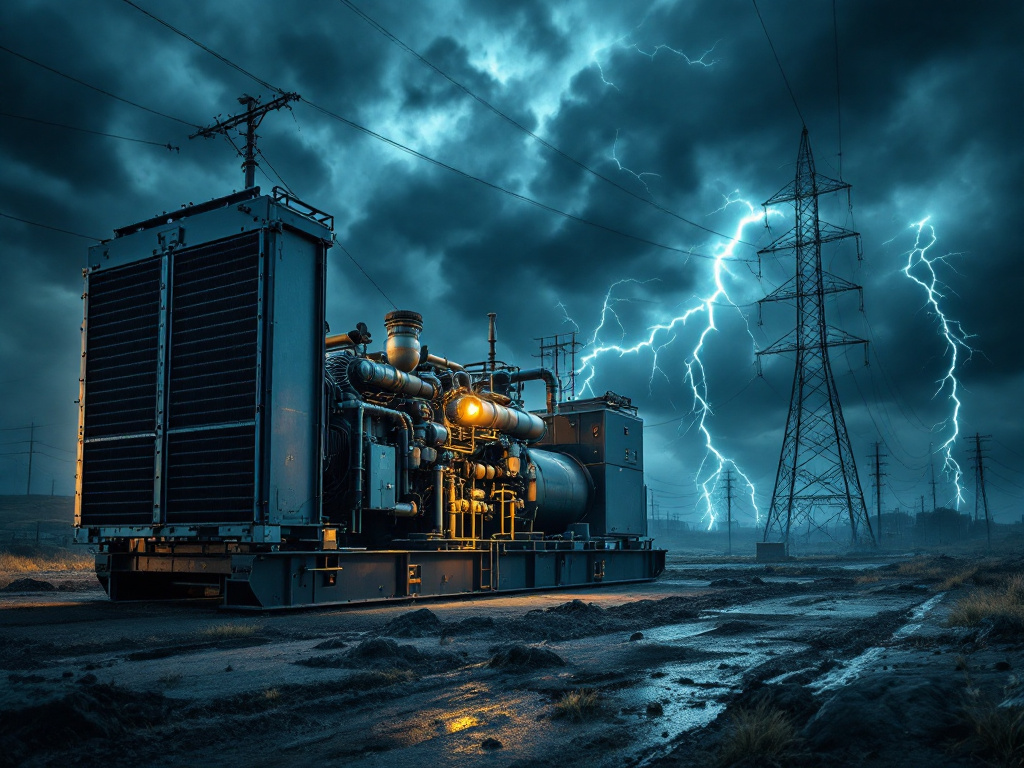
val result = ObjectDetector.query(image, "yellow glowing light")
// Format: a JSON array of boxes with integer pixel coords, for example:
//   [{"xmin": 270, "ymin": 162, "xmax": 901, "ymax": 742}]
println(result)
[
  {"xmin": 445, "ymin": 715, "xmax": 480, "ymax": 734},
  {"xmin": 464, "ymin": 398, "xmax": 481, "ymax": 418}
]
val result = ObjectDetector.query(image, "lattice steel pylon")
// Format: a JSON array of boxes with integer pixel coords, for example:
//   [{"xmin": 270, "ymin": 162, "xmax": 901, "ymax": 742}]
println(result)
[{"xmin": 757, "ymin": 128, "xmax": 875, "ymax": 548}]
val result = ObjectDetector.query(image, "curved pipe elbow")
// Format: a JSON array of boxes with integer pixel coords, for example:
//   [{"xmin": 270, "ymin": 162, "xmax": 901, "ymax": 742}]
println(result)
[{"xmin": 509, "ymin": 367, "xmax": 558, "ymax": 414}]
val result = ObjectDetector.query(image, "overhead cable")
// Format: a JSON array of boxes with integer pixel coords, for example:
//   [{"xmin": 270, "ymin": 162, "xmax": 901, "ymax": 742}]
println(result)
[
  {"xmin": 0, "ymin": 212, "xmax": 101, "ymax": 241},
  {"xmin": 120, "ymin": 1, "xmax": 745, "ymax": 262},
  {"xmin": 751, "ymin": 0, "xmax": 806, "ymax": 128},
  {"xmin": 339, "ymin": 0, "xmax": 755, "ymax": 247},
  {"xmin": 0, "ymin": 44, "xmax": 198, "ymax": 129},
  {"xmin": 0, "ymin": 111, "xmax": 179, "ymax": 151}
]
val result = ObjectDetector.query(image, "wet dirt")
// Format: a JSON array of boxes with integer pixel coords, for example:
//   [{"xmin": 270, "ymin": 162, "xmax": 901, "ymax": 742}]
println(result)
[{"xmin": 1, "ymin": 554, "xmax": 1022, "ymax": 767}]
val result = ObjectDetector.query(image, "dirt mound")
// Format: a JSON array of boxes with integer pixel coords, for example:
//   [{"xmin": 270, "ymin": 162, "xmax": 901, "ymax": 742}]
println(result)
[
  {"xmin": 545, "ymin": 599, "xmax": 605, "ymax": 618},
  {"xmin": 0, "ymin": 577, "xmax": 56, "ymax": 592},
  {"xmin": 488, "ymin": 645, "xmax": 565, "ymax": 671},
  {"xmin": 709, "ymin": 578, "xmax": 749, "ymax": 588},
  {"xmin": 382, "ymin": 608, "xmax": 443, "ymax": 637},
  {"xmin": 802, "ymin": 672, "xmax": 969, "ymax": 764},
  {"xmin": 0, "ymin": 683, "xmax": 168, "ymax": 767},
  {"xmin": 346, "ymin": 638, "xmax": 422, "ymax": 668}
]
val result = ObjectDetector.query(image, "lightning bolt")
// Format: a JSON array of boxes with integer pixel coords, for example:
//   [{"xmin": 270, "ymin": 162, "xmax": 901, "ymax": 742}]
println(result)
[
  {"xmin": 901, "ymin": 217, "xmax": 972, "ymax": 508},
  {"xmin": 567, "ymin": 197, "xmax": 782, "ymax": 529},
  {"xmin": 610, "ymin": 129, "xmax": 660, "ymax": 196},
  {"xmin": 591, "ymin": 34, "xmax": 718, "ymax": 90}
]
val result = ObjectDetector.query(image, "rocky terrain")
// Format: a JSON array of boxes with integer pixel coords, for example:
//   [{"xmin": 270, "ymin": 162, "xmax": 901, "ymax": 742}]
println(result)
[{"xmin": 1, "ymin": 552, "xmax": 1022, "ymax": 767}]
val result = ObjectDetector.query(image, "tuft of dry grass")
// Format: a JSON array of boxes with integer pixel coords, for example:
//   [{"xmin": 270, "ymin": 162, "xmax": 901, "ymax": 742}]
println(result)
[
  {"xmin": 716, "ymin": 702, "xmax": 802, "ymax": 767},
  {"xmin": 947, "ymin": 575, "xmax": 1024, "ymax": 628},
  {"xmin": 937, "ymin": 568, "xmax": 979, "ymax": 592},
  {"xmin": 962, "ymin": 700, "xmax": 1024, "ymax": 767},
  {"xmin": 263, "ymin": 688, "xmax": 280, "ymax": 701},
  {"xmin": 553, "ymin": 688, "xmax": 599, "ymax": 722},
  {"xmin": 895, "ymin": 557, "xmax": 949, "ymax": 580},
  {"xmin": 158, "ymin": 672, "xmax": 183, "ymax": 688},
  {"xmin": 0, "ymin": 551, "xmax": 92, "ymax": 573},
  {"xmin": 198, "ymin": 623, "xmax": 258, "ymax": 639}
]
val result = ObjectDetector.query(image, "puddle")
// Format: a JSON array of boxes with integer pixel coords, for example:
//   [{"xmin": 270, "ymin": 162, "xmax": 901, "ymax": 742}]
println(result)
[{"xmin": 810, "ymin": 593, "xmax": 944, "ymax": 693}]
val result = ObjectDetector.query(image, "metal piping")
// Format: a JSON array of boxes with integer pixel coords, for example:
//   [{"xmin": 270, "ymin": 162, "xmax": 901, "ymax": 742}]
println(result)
[
  {"xmin": 509, "ymin": 368, "xmax": 558, "ymax": 414},
  {"xmin": 433, "ymin": 467, "xmax": 444, "ymax": 533},
  {"xmin": 348, "ymin": 358, "xmax": 437, "ymax": 399},
  {"xmin": 424, "ymin": 353, "xmax": 465, "ymax": 372},
  {"xmin": 446, "ymin": 394, "xmax": 546, "ymax": 441},
  {"xmin": 339, "ymin": 400, "xmax": 415, "ymax": 503},
  {"xmin": 325, "ymin": 332, "xmax": 353, "ymax": 350},
  {"xmin": 487, "ymin": 313, "xmax": 497, "ymax": 371}
]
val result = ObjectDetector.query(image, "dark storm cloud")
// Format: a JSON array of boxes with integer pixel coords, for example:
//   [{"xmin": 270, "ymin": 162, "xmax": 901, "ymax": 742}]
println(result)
[{"xmin": 1, "ymin": 0, "xmax": 1021, "ymax": 517}]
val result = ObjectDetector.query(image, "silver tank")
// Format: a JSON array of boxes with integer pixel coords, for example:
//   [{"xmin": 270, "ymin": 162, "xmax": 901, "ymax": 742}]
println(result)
[{"xmin": 527, "ymin": 448, "xmax": 592, "ymax": 533}]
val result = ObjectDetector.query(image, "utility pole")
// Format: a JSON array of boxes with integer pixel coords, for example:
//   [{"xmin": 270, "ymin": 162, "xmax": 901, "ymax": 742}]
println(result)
[
  {"xmin": 870, "ymin": 442, "xmax": 886, "ymax": 545},
  {"xmin": 26, "ymin": 422, "xmax": 34, "ymax": 495},
  {"xmin": 757, "ymin": 128, "xmax": 874, "ymax": 547},
  {"xmin": 970, "ymin": 433, "xmax": 992, "ymax": 548},
  {"xmin": 929, "ymin": 443, "xmax": 938, "ymax": 513},
  {"xmin": 723, "ymin": 468, "xmax": 734, "ymax": 556},
  {"xmin": 191, "ymin": 92, "xmax": 300, "ymax": 189}
]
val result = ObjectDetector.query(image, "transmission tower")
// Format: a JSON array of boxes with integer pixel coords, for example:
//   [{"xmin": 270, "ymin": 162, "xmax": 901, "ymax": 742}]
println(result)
[{"xmin": 757, "ymin": 128, "xmax": 874, "ymax": 548}]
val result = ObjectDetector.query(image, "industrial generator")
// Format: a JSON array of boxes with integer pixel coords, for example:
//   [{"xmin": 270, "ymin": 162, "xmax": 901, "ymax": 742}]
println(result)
[{"xmin": 75, "ymin": 187, "xmax": 665, "ymax": 608}]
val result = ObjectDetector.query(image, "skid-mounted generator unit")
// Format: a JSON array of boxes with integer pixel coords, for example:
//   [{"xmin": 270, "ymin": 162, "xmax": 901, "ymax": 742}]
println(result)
[{"xmin": 76, "ymin": 187, "xmax": 665, "ymax": 608}]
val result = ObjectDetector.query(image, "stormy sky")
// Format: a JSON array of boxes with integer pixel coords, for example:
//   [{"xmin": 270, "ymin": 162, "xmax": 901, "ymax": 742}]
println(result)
[{"xmin": 1, "ymin": 0, "xmax": 1021, "ymax": 532}]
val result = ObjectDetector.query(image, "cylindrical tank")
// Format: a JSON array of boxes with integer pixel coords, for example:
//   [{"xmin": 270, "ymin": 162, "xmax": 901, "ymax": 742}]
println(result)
[
  {"xmin": 527, "ymin": 448, "xmax": 592, "ymax": 533},
  {"xmin": 384, "ymin": 310, "xmax": 423, "ymax": 373},
  {"xmin": 446, "ymin": 394, "xmax": 545, "ymax": 441}
]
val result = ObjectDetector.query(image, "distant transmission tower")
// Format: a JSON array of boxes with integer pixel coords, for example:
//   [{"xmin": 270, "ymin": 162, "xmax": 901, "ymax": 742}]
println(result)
[{"xmin": 757, "ymin": 128, "xmax": 874, "ymax": 548}]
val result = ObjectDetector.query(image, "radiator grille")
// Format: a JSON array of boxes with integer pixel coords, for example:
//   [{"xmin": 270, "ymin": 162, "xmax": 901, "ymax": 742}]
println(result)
[
  {"xmin": 168, "ymin": 233, "xmax": 260, "ymax": 429},
  {"xmin": 80, "ymin": 259, "xmax": 161, "ymax": 525},
  {"xmin": 80, "ymin": 438, "xmax": 156, "ymax": 525},
  {"xmin": 165, "ymin": 427, "xmax": 256, "ymax": 522},
  {"xmin": 165, "ymin": 232, "xmax": 261, "ymax": 523},
  {"xmin": 82, "ymin": 259, "xmax": 161, "ymax": 440}
]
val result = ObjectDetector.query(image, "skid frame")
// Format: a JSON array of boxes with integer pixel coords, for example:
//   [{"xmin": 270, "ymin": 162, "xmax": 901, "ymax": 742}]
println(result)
[{"xmin": 94, "ymin": 539, "xmax": 666, "ymax": 609}]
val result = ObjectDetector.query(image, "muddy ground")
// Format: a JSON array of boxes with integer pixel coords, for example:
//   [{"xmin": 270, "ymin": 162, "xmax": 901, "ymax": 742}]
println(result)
[{"xmin": 1, "ymin": 553, "xmax": 1022, "ymax": 767}]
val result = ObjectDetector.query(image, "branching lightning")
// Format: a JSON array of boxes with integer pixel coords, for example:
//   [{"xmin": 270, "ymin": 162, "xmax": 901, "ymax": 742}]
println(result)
[
  {"xmin": 901, "ymin": 217, "xmax": 972, "ymax": 508},
  {"xmin": 592, "ymin": 33, "xmax": 718, "ymax": 90},
  {"xmin": 566, "ymin": 197, "xmax": 782, "ymax": 529},
  {"xmin": 610, "ymin": 130, "xmax": 660, "ymax": 196}
]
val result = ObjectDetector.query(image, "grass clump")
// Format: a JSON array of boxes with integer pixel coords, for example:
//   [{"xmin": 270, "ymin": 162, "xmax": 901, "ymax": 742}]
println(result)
[
  {"xmin": 158, "ymin": 672, "xmax": 183, "ymax": 688},
  {"xmin": 947, "ymin": 575, "xmax": 1024, "ymax": 628},
  {"xmin": 716, "ymin": 702, "xmax": 802, "ymax": 767},
  {"xmin": 198, "ymin": 623, "xmax": 259, "ymax": 639},
  {"xmin": 962, "ymin": 700, "xmax": 1024, "ymax": 767},
  {"xmin": 553, "ymin": 688, "xmax": 599, "ymax": 722},
  {"xmin": 0, "ymin": 551, "xmax": 92, "ymax": 573},
  {"xmin": 937, "ymin": 567, "xmax": 979, "ymax": 592}
]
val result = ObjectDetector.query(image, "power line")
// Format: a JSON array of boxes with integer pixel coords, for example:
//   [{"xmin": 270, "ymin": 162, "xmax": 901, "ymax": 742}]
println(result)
[
  {"xmin": 304, "ymin": 101, "xmax": 726, "ymax": 260},
  {"xmin": 0, "ymin": 44, "xmax": 198, "ymax": 128},
  {"xmin": 120, "ymin": 0, "xmax": 281, "ymax": 94},
  {"xmin": 0, "ymin": 111, "xmax": 179, "ymax": 151},
  {"xmin": 0, "ymin": 212, "xmax": 102, "ymax": 241},
  {"xmin": 339, "ymin": 0, "xmax": 754, "ymax": 247},
  {"xmin": 751, "ymin": 0, "xmax": 806, "ymax": 128},
  {"xmin": 831, "ymin": 0, "xmax": 844, "ymax": 180},
  {"xmin": 333, "ymin": 239, "xmax": 398, "ymax": 310},
  {"xmin": 120, "ymin": 1, "xmax": 744, "ymax": 262}
]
